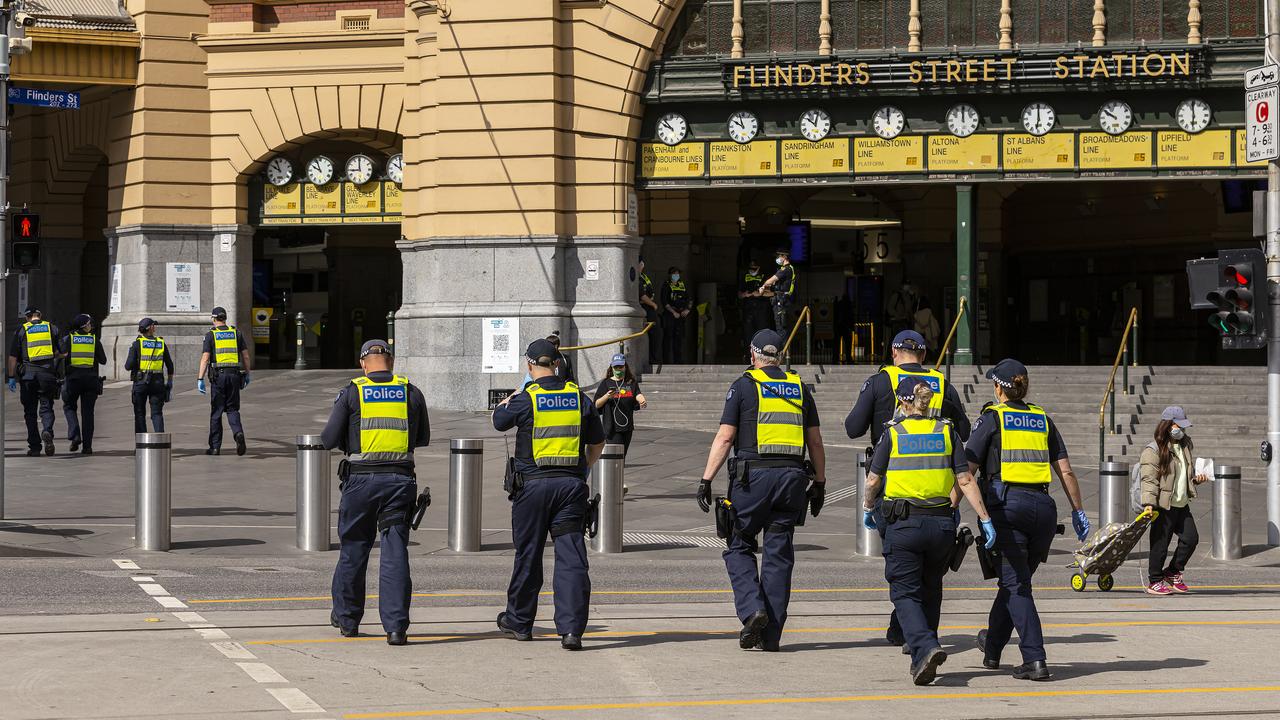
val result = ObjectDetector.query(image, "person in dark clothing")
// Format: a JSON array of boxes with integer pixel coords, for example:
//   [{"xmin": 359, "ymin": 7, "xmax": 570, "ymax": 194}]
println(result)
[
  {"xmin": 321, "ymin": 339, "xmax": 431, "ymax": 646},
  {"xmin": 7, "ymin": 307, "xmax": 62, "ymax": 456},
  {"xmin": 738, "ymin": 260, "xmax": 771, "ymax": 348},
  {"xmin": 546, "ymin": 331, "xmax": 576, "ymax": 384},
  {"xmin": 123, "ymin": 317, "xmax": 175, "ymax": 435},
  {"xmin": 592, "ymin": 353, "xmax": 647, "ymax": 456},
  {"xmin": 197, "ymin": 306, "xmax": 252, "ymax": 455},
  {"xmin": 493, "ymin": 338, "xmax": 605, "ymax": 650},
  {"xmin": 59, "ymin": 313, "xmax": 106, "ymax": 455},
  {"xmin": 660, "ymin": 265, "xmax": 691, "ymax": 364},
  {"xmin": 638, "ymin": 256, "xmax": 661, "ymax": 365},
  {"xmin": 758, "ymin": 249, "xmax": 797, "ymax": 332}
]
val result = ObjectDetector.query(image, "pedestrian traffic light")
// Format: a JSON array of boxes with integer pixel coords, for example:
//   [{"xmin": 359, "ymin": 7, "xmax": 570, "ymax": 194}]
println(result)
[
  {"xmin": 10, "ymin": 211, "xmax": 40, "ymax": 271},
  {"xmin": 1203, "ymin": 248, "xmax": 1267, "ymax": 350}
]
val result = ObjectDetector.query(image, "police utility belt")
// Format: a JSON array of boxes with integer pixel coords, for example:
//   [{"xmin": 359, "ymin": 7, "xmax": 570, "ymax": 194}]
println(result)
[
  {"xmin": 882, "ymin": 497, "xmax": 953, "ymax": 523},
  {"xmin": 336, "ymin": 458, "xmax": 432, "ymax": 532},
  {"xmin": 503, "ymin": 458, "xmax": 601, "ymax": 539}
]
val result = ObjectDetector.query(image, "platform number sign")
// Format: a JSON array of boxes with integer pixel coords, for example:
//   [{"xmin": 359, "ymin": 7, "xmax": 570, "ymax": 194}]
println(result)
[{"xmin": 1245, "ymin": 64, "xmax": 1279, "ymax": 163}]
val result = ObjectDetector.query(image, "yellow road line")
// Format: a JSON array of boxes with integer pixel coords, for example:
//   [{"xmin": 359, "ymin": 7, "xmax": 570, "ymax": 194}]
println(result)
[
  {"xmin": 187, "ymin": 583, "xmax": 1280, "ymax": 605},
  {"xmin": 342, "ymin": 685, "xmax": 1280, "ymax": 718},
  {"xmin": 245, "ymin": 618, "xmax": 1280, "ymax": 646}
]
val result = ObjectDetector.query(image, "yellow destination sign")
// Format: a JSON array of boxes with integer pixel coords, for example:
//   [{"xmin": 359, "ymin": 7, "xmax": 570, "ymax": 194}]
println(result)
[
  {"xmin": 344, "ymin": 181, "xmax": 383, "ymax": 215},
  {"xmin": 343, "ymin": 216, "xmax": 385, "ymax": 224},
  {"xmin": 1078, "ymin": 132, "xmax": 1153, "ymax": 169},
  {"xmin": 1002, "ymin": 134, "xmax": 1075, "ymax": 170},
  {"xmin": 709, "ymin": 141, "xmax": 777, "ymax": 177},
  {"xmin": 263, "ymin": 182, "xmax": 301, "ymax": 216},
  {"xmin": 928, "ymin": 135, "xmax": 998, "ymax": 172},
  {"xmin": 303, "ymin": 182, "xmax": 342, "ymax": 215},
  {"xmin": 640, "ymin": 143, "xmax": 705, "ymax": 178},
  {"xmin": 260, "ymin": 216, "xmax": 302, "ymax": 226},
  {"xmin": 1236, "ymin": 129, "xmax": 1269, "ymax": 167},
  {"xmin": 781, "ymin": 139, "xmax": 848, "ymax": 174},
  {"xmin": 384, "ymin": 182, "xmax": 403, "ymax": 215},
  {"xmin": 853, "ymin": 137, "xmax": 924, "ymax": 173},
  {"xmin": 1157, "ymin": 130, "xmax": 1231, "ymax": 168}
]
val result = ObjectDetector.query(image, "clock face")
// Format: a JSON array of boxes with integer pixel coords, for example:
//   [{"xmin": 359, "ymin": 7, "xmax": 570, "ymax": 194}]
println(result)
[
  {"xmin": 799, "ymin": 108, "xmax": 831, "ymax": 142},
  {"xmin": 1021, "ymin": 102, "xmax": 1056, "ymax": 136},
  {"xmin": 656, "ymin": 113, "xmax": 688, "ymax": 146},
  {"xmin": 1176, "ymin": 98, "xmax": 1211, "ymax": 134},
  {"xmin": 265, "ymin": 157, "xmax": 294, "ymax": 187},
  {"xmin": 946, "ymin": 103, "xmax": 980, "ymax": 138},
  {"xmin": 306, "ymin": 155, "xmax": 335, "ymax": 185},
  {"xmin": 1099, "ymin": 100, "xmax": 1133, "ymax": 135},
  {"xmin": 727, "ymin": 110, "xmax": 759, "ymax": 144},
  {"xmin": 346, "ymin": 154, "xmax": 375, "ymax": 185},
  {"xmin": 386, "ymin": 153, "xmax": 404, "ymax": 184},
  {"xmin": 872, "ymin": 105, "xmax": 905, "ymax": 140}
]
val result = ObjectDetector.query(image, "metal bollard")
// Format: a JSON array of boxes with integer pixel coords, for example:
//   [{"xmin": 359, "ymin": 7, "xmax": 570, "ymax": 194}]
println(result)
[
  {"xmin": 1212, "ymin": 464, "xmax": 1243, "ymax": 560},
  {"xmin": 853, "ymin": 452, "xmax": 882, "ymax": 557},
  {"xmin": 448, "ymin": 439, "xmax": 484, "ymax": 552},
  {"xmin": 591, "ymin": 443, "xmax": 625, "ymax": 553},
  {"xmin": 135, "ymin": 433, "xmax": 172, "ymax": 551},
  {"xmin": 1098, "ymin": 461, "xmax": 1131, "ymax": 528},
  {"xmin": 296, "ymin": 434, "xmax": 331, "ymax": 552}
]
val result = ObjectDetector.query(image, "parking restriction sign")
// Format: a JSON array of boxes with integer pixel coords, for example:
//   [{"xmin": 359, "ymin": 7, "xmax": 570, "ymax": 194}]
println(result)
[{"xmin": 1246, "ymin": 64, "xmax": 1279, "ymax": 163}]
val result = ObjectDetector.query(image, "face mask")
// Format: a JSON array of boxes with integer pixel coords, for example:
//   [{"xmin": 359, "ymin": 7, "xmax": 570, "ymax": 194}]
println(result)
[
  {"xmin": 749, "ymin": 267, "xmax": 759, "ymax": 275},
  {"xmin": 671, "ymin": 274, "xmax": 680, "ymax": 282},
  {"xmin": 1170, "ymin": 426, "xmax": 1185, "ymax": 441},
  {"xmin": 612, "ymin": 369, "xmax": 625, "ymax": 379},
  {"xmin": 776, "ymin": 257, "xmax": 784, "ymax": 266}
]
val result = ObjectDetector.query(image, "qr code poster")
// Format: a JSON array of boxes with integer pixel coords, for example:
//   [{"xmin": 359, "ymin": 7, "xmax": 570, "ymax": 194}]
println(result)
[
  {"xmin": 166, "ymin": 262, "xmax": 200, "ymax": 312},
  {"xmin": 481, "ymin": 317, "xmax": 519, "ymax": 374}
]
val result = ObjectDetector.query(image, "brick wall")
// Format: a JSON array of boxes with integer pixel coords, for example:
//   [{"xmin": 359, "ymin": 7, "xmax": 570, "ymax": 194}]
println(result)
[{"xmin": 208, "ymin": 0, "xmax": 404, "ymax": 26}]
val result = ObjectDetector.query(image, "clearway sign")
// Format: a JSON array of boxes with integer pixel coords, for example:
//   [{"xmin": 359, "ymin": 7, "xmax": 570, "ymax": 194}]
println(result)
[
  {"xmin": 6, "ymin": 86, "xmax": 80, "ymax": 109},
  {"xmin": 1246, "ymin": 64, "xmax": 1280, "ymax": 163}
]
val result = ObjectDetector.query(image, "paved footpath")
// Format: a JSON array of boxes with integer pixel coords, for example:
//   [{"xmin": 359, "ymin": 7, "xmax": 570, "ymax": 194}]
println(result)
[{"xmin": 1, "ymin": 371, "xmax": 1278, "ymax": 719}]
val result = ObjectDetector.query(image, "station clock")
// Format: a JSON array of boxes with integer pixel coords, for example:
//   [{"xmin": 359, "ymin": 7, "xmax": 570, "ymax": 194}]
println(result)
[
  {"xmin": 346, "ymin": 154, "xmax": 375, "ymax": 185},
  {"xmin": 1098, "ymin": 100, "xmax": 1133, "ymax": 135},
  {"xmin": 386, "ymin": 153, "xmax": 404, "ymax": 185},
  {"xmin": 656, "ymin": 112, "xmax": 688, "ymax": 146},
  {"xmin": 799, "ymin": 108, "xmax": 832, "ymax": 142},
  {"xmin": 265, "ymin": 157, "xmax": 294, "ymax": 187},
  {"xmin": 1176, "ymin": 98, "xmax": 1211, "ymax": 134},
  {"xmin": 727, "ymin": 110, "xmax": 759, "ymax": 144},
  {"xmin": 945, "ymin": 103, "xmax": 981, "ymax": 138},
  {"xmin": 1021, "ymin": 102, "xmax": 1056, "ymax": 136},
  {"xmin": 872, "ymin": 105, "xmax": 905, "ymax": 140},
  {"xmin": 306, "ymin": 155, "xmax": 335, "ymax": 185}
]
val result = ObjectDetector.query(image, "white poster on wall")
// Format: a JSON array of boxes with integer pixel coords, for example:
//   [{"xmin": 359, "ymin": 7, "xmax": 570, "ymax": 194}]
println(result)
[
  {"xmin": 166, "ymin": 262, "xmax": 200, "ymax": 312},
  {"xmin": 17, "ymin": 274, "xmax": 28, "ymax": 313},
  {"xmin": 481, "ymin": 317, "xmax": 519, "ymax": 373},
  {"xmin": 109, "ymin": 264, "xmax": 122, "ymax": 313}
]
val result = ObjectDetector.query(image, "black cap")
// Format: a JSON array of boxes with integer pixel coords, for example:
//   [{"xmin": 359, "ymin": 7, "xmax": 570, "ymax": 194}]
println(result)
[
  {"xmin": 895, "ymin": 376, "xmax": 927, "ymax": 402},
  {"xmin": 23, "ymin": 306, "xmax": 39, "ymax": 317},
  {"xmin": 138, "ymin": 317, "xmax": 157, "ymax": 332},
  {"xmin": 210, "ymin": 306, "xmax": 227, "ymax": 319},
  {"xmin": 775, "ymin": 247, "xmax": 790, "ymax": 258},
  {"xmin": 985, "ymin": 358, "xmax": 1028, "ymax": 388},
  {"xmin": 359, "ymin": 339, "xmax": 392, "ymax": 359},
  {"xmin": 72, "ymin": 313, "xmax": 92, "ymax": 330},
  {"xmin": 750, "ymin": 329, "xmax": 784, "ymax": 357},
  {"xmin": 892, "ymin": 330, "xmax": 928, "ymax": 352},
  {"xmin": 526, "ymin": 339, "xmax": 558, "ymax": 366}
]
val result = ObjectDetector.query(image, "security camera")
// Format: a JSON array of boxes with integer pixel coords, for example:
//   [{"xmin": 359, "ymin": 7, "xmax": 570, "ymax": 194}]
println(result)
[{"xmin": 13, "ymin": 12, "xmax": 35, "ymax": 27}]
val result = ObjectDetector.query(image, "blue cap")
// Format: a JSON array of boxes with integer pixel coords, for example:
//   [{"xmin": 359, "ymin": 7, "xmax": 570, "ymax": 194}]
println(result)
[
  {"xmin": 610, "ymin": 353, "xmax": 627, "ymax": 366},
  {"xmin": 210, "ymin": 306, "xmax": 227, "ymax": 319},
  {"xmin": 138, "ymin": 317, "xmax": 157, "ymax": 331},
  {"xmin": 895, "ymin": 376, "xmax": 927, "ymax": 402},
  {"xmin": 359, "ymin": 339, "xmax": 392, "ymax": 359},
  {"xmin": 526, "ymin": 339, "xmax": 558, "ymax": 365},
  {"xmin": 72, "ymin": 313, "xmax": 92, "ymax": 330},
  {"xmin": 985, "ymin": 358, "xmax": 1028, "ymax": 388},
  {"xmin": 892, "ymin": 330, "xmax": 927, "ymax": 351},
  {"xmin": 750, "ymin": 329, "xmax": 784, "ymax": 356}
]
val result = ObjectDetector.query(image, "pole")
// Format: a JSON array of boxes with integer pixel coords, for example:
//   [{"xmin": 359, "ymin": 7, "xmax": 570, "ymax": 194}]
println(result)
[
  {"xmin": 448, "ymin": 438, "xmax": 483, "ymax": 552},
  {"xmin": 853, "ymin": 449, "xmax": 882, "ymax": 557},
  {"xmin": 1268, "ymin": 0, "xmax": 1280, "ymax": 546},
  {"xmin": 1097, "ymin": 461, "xmax": 1130, "ymax": 528},
  {"xmin": 293, "ymin": 312, "xmax": 307, "ymax": 370},
  {"xmin": 295, "ymin": 434, "xmax": 331, "ymax": 551},
  {"xmin": 591, "ymin": 443, "xmax": 625, "ymax": 553},
  {"xmin": 1213, "ymin": 464, "xmax": 1243, "ymax": 560},
  {"xmin": 135, "ymin": 432, "xmax": 172, "ymax": 551},
  {"xmin": 385, "ymin": 311, "xmax": 395, "ymax": 350},
  {"xmin": 954, "ymin": 184, "xmax": 977, "ymax": 365},
  {"xmin": 0, "ymin": 2, "xmax": 11, "ymax": 519},
  {"xmin": 804, "ymin": 312, "xmax": 811, "ymax": 366}
]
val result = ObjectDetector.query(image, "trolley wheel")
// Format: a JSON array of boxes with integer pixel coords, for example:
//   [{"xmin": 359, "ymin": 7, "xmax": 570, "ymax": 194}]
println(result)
[
  {"xmin": 1097, "ymin": 574, "xmax": 1115, "ymax": 592},
  {"xmin": 1070, "ymin": 573, "xmax": 1086, "ymax": 592}
]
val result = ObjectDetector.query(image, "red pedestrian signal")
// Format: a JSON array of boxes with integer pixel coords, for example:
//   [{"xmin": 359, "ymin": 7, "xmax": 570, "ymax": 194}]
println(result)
[
  {"xmin": 10, "ymin": 211, "xmax": 40, "ymax": 271},
  {"xmin": 11, "ymin": 212, "xmax": 38, "ymax": 240}
]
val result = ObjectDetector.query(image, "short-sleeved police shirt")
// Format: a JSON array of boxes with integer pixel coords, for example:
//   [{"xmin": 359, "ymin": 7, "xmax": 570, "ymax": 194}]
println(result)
[
  {"xmin": 964, "ymin": 400, "xmax": 1068, "ymax": 481},
  {"xmin": 718, "ymin": 365, "xmax": 820, "ymax": 461},
  {"xmin": 492, "ymin": 375, "xmax": 606, "ymax": 480},
  {"xmin": 869, "ymin": 417, "xmax": 969, "ymax": 476},
  {"xmin": 202, "ymin": 326, "xmax": 250, "ymax": 355}
]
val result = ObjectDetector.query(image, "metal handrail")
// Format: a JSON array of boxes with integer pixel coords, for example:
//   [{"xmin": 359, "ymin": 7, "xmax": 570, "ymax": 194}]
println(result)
[
  {"xmin": 933, "ymin": 296, "xmax": 969, "ymax": 371},
  {"xmin": 781, "ymin": 305, "xmax": 812, "ymax": 366},
  {"xmin": 851, "ymin": 322, "xmax": 876, "ymax": 363},
  {"xmin": 559, "ymin": 322, "xmax": 655, "ymax": 352},
  {"xmin": 1097, "ymin": 307, "xmax": 1140, "ymax": 467}
]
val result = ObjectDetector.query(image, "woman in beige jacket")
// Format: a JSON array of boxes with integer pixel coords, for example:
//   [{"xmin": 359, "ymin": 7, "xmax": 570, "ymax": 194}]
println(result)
[{"xmin": 1138, "ymin": 406, "xmax": 1208, "ymax": 595}]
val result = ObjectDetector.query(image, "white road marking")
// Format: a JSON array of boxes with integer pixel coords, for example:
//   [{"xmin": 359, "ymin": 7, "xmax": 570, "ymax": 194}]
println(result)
[
  {"xmin": 131, "ymin": 576, "xmax": 155, "ymax": 582},
  {"xmin": 236, "ymin": 662, "xmax": 289, "ymax": 684},
  {"xmin": 266, "ymin": 687, "xmax": 325, "ymax": 713},
  {"xmin": 211, "ymin": 641, "xmax": 257, "ymax": 660},
  {"xmin": 155, "ymin": 596, "xmax": 189, "ymax": 609},
  {"xmin": 112, "ymin": 559, "xmax": 140, "ymax": 570},
  {"xmin": 137, "ymin": 583, "xmax": 168, "ymax": 596},
  {"xmin": 172, "ymin": 612, "xmax": 207, "ymax": 623},
  {"xmin": 195, "ymin": 628, "xmax": 230, "ymax": 640}
]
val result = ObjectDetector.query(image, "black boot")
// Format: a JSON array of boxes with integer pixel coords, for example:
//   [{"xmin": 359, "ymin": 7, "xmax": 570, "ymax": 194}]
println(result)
[
  {"xmin": 977, "ymin": 628, "xmax": 1000, "ymax": 669},
  {"xmin": 386, "ymin": 631, "xmax": 407, "ymax": 646},
  {"xmin": 496, "ymin": 612, "xmax": 532, "ymax": 641},
  {"xmin": 738, "ymin": 609, "xmax": 768, "ymax": 650},
  {"xmin": 234, "ymin": 433, "xmax": 246, "ymax": 456},
  {"xmin": 1013, "ymin": 660, "xmax": 1051, "ymax": 681},
  {"xmin": 911, "ymin": 647, "xmax": 947, "ymax": 686},
  {"xmin": 560, "ymin": 634, "xmax": 582, "ymax": 650}
]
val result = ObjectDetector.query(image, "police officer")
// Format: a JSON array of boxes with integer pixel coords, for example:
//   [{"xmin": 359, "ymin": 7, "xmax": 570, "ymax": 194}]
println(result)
[
  {"xmin": 638, "ymin": 256, "xmax": 661, "ymax": 365},
  {"xmin": 738, "ymin": 259, "xmax": 770, "ymax": 346},
  {"xmin": 59, "ymin": 314, "xmax": 106, "ymax": 455},
  {"xmin": 862, "ymin": 377, "xmax": 994, "ymax": 685},
  {"xmin": 493, "ymin": 338, "xmax": 605, "ymax": 650},
  {"xmin": 322, "ymin": 339, "xmax": 430, "ymax": 646},
  {"xmin": 660, "ymin": 265, "xmax": 690, "ymax": 364},
  {"xmin": 845, "ymin": 329, "xmax": 970, "ymax": 648},
  {"xmin": 545, "ymin": 331, "xmax": 576, "ymax": 384},
  {"xmin": 197, "ymin": 306, "xmax": 251, "ymax": 456},
  {"xmin": 696, "ymin": 329, "xmax": 826, "ymax": 651},
  {"xmin": 965, "ymin": 358, "xmax": 1090, "ymax": 681},
  {"xmin": 7, "ymin": 308, "xmax": 62, "ymax": 456},
  {"xmin": 758, "ymin": 249, "xmax": 797, "ymax": 332},
  {"xmin": 125, "ymin": 318, "xmax": 174, "ymax": 434}
]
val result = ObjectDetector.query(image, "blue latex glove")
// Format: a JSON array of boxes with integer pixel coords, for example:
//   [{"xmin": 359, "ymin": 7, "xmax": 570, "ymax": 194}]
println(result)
[
  {"xmin": 862, "ymin": 509, "xmax": 876, "ymax": 530},
  {"xmin": 980, "ymin": 518, "xmax": 997, "ymax": 549},
  {"xmin": 197, "ymin": 378, "xmax": 206, "ymax": 395},
  {"xmin": 1072, "ymin": 509, "xmax": 1091, "ymax": 542},
  {"xmin": 242, "ymin": 374, "xmax": 251, "ymax": 389},
  {"xmin": 6, "ymin": 378, "xmax": 15, "ymax": 392}
]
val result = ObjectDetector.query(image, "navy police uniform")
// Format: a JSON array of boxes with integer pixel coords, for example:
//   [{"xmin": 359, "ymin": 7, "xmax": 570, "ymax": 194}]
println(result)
[
  {"xmin": 201, "ymin": 310, "xmax": 250, "ymax": 454},
  {"xmin": 8, "ymin": 311, "xmax": 62, "ymax": 455},
  {"xmin": 123, "ymin": 319, "xmax": 174, "ymax": 434},
  {"xmin": 768, "ymin": 257, "xmax": 796, "ymax": 332},
  {"xmin": 660, "ymin": 269, "xmax": 690, "ymax": 364},
  {"xmin": 59, "ymin": 315, "xmax": 106, "ymax": 454},
  {"xmin": 321, "ymin": 340, "xmax": 430, "ymax": 642},
  {"xmin": 739, "ymin": 266, "xmax": 770, "ymax": 343},
  {"xmin": 492, "ymin": 339, "xmax": 605, "ymax": 647},
  {"xmin": 639, "ymin": 264, "xmax": 661, "ymax": 365}
]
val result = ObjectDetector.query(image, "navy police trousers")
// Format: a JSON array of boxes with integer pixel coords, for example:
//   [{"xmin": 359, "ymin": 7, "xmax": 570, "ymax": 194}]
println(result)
[
  {"xmin": 62, "ymin": 374, "xmax": 99, "ymax": 449},
  {"xmin": 986, "ymin": 485, "xmax": 1057, "ymax": 664},
  {"xmin": 208, "ymin": 370, "xmax": 244, "ymax": 450},
  {"xmin": 331, "ymin": 472, "xmax": 416, "ymax": 634},
  {"xmin": 506, "ymin": 474, "xmax": 591, "ymax": 636},
  {"xmin": 883, "ymin": 512, "xmax": 955, "ymax": 666}
]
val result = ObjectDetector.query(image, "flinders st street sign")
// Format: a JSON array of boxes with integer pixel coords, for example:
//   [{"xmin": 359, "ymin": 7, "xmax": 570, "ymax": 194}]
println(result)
[{"xmin": 724, "ymin": 48, "xmax": 1204, "ymax": 91}]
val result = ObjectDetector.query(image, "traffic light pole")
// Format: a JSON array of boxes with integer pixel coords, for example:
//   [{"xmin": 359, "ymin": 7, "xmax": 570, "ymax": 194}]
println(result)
[
  {"xmin": 0, "ymin": 3, "xmax": 10, "ymax": 519},
  {"xmin": 1268, "ymin": 0, "xmax": 1280, "ymax": 546}
]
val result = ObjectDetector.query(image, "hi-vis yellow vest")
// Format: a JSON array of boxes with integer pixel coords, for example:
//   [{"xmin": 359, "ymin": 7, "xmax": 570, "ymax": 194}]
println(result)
[
  {"xmin": 884, "ymin": 366, "xmax": 945, "ymax": 417},
  {"xmin": 69, "ymin": 333, "xmax": 97, "ymax": 367},
  {"xmin": 213, "ymin": 325, "xmax": 242, "ymax": 368},
  {"xmin": 22, "ymin": 322, "xmax": 53, "ymax": 361},
  {"xmin": 353, "ymin": 375, "xmax": 410, "ymax": 462},
  {"xmin": 993, "ymin": 403, "xmax": 1052, "ymax": 484},
  {"xmin": 885, "ymin": 417, "xmax": 955, "ymax": 506},
  {"xmin": 747, "ymin": 368, "xmax": 804, "ymax": 457},
  {"xmin": 780, "ymin": 265, "xmax": 797, "ymax": 294},
  {"xmin": 137, "ymin": 336, "xmax": 166, "ymax": 373},
  {"xmin": 527, "ymin": 381, "xmax": 581, "ymax": 466}
]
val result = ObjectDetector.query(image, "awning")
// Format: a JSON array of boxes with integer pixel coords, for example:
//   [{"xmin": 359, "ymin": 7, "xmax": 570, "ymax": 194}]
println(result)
[{"xmin": 12, "ymin": 0, "xmax": 139, "ymax": 86}]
